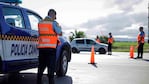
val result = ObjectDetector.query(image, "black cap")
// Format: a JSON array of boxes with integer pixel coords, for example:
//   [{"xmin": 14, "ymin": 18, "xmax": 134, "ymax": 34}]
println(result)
[
  {"xmin": 139, "ymin": 26, "xmax": 143, "ymax": 30},
  {"xmin": 48, "ymin": 9, "xmax": 56, "ymax": 19}
]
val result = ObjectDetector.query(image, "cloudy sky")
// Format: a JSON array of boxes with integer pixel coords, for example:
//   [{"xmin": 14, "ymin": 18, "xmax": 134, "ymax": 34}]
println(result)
[{"xmin": 21, "ymin": 0, "xmax": 148, "ymax": 41}]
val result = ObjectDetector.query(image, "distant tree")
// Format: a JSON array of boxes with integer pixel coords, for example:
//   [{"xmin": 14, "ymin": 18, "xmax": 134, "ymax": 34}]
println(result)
[
  {"xmin": 99, "ymin": 36, "xmax": 108, "ymax": 44},
  {"xmin": 69, "ymin": 35, "xmax": 74, "ymax": 42},
  {"xmin": 99, "ymin": 36, "xmax": 115, "ymax": 44},
  {"xmin": 69, "ymin": 29, "xmax": 86, "ymax": 41}
]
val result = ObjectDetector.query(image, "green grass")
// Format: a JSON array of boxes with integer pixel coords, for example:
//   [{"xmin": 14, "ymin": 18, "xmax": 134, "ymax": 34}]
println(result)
[{"xmin": 112, "ymin": 42, "xmax": 149, "ymax": 52}]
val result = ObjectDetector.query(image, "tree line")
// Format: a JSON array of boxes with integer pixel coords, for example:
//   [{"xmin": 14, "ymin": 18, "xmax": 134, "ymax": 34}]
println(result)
[{"xmin": 69, "ymin": 29, "xmax": 109, "ymax": 44}]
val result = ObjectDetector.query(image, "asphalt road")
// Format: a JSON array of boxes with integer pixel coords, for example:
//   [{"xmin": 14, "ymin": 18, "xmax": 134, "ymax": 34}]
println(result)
[{"xmin": 0, "ymin": 52, "xmax": 149, "ymax": 84}]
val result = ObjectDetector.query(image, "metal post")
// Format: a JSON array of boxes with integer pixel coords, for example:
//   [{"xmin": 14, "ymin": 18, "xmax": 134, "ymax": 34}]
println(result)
[{"xmin": 148, "ymin": 2, "xmax": 149, "ymax": 43}]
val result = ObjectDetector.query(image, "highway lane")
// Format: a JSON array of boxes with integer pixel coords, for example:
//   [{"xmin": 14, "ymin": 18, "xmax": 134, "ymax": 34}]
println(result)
[{"xmin": 0, "ymin": 52, "xmax": 149, "ymax": 84}]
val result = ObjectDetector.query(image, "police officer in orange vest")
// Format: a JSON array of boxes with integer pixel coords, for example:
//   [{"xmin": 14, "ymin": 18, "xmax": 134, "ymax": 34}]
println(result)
[
  {"xmin": 37, "ymin": 9, "xmax": 62, "ymax": 84},
  {"xmin": 107, "ymin": 32, "xmax": 113, "ymax": 55},
  {"xmin": 96, "ymin": 35, "xmax": 100, "ymax": 43},
  {"xmin": 136, "ymin": 27, "xmax": 145, "ymax": 59}
]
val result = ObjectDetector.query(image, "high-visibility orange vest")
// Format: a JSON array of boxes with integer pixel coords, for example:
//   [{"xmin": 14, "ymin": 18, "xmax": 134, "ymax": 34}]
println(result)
[
  {"xmin": 108, "ymin": 37, "xmax": 113, "ymax": 44},
  {"xmin": 38, "ymin": 21, "xmax": 58, "ymax": 48},
  {"xmin": 137, "ymin": 33, "xmax": 145, "ymax": 43}
]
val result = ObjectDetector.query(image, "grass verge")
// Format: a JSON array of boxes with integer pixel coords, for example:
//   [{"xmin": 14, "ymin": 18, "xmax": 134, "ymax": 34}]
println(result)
[{"xmin": 112, "ymin": 42, "xmax": 149, "ymax": 52}]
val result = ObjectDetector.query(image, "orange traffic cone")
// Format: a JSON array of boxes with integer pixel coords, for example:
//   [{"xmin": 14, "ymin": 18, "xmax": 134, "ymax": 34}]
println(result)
[
  {"xmin": 129, "ymin": 45, "xmax": 134, "ymax": 58},
  {"xmin": 90, "ymin": 45, "xmax": 95, "ymax": 64}
]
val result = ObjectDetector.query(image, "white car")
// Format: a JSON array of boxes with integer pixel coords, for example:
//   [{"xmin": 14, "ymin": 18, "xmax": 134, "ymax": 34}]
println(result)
[{"xmin": 71, "ymin": 38, "xmax": 108, "ymax": 54}]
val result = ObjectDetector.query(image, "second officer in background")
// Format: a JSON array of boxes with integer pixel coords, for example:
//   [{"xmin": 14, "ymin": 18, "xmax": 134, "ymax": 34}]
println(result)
[
  {"xmin": 136, "ymin": 26, "xmax": 145, "ymax": 59},
  {"xmin": 107, "ymin": 32, "xmax": 113, "ymax": 55}
]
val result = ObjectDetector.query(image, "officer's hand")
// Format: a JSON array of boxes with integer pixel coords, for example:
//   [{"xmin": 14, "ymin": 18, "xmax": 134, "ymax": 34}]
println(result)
[
  {"xmin": 138, "ymin": 41, "xmax": 141, "ymax": 44},
  {"xmin": 59, "ymin": 32, "xmax": 62, "ymax": 36}
]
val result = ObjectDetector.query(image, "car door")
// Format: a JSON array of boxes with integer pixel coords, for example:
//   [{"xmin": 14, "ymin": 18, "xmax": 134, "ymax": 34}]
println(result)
[
  {"xmin": 86, "ymin": 39, "xmax": 96, "ymax": 51},
  {"xmin": 1, "ymin": 6, "xmax": 39, "ymax": 71},
  {"xmin": 76, "ymin": 39, "xmax": 86, "ymax": 51},
  {"xmin": 25, "ymin": 10, "xmax": 42, "ymax": 56}
]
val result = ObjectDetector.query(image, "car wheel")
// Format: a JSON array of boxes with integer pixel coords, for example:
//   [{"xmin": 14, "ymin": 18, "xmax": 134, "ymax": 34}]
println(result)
[
  {"xmin": 72, "ymin": 47, "xmax": 78, "ymax": 53},
  {"xmin": 76, "ymin": 50, "xmax": 80, "ymax": 53},
  {"xmin": 56, "ymin": 50, "xmax": 68, "ymax": 76},
  {"xmin": 99, "ymin": 48, "xmax": 106, "ymax": 54}
]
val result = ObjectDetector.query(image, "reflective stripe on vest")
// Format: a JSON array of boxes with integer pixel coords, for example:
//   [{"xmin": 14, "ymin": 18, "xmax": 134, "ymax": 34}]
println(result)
[
  {"xmin": 38, "ymin": 44, "xmax": 57, "ymax": 48},
  {"xmin": 39, "ymin": 34, "xmax": 57, "ymax": 36},
  {"xmin": 38, "ymin": 21, "xmax": 58, "ymax": 48}
]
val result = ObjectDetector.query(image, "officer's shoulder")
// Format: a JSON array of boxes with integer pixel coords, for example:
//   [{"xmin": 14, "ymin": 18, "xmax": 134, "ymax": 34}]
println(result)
[{"xmin": 53, "ymin": 20, "xmax": 58, "ymax": 23}]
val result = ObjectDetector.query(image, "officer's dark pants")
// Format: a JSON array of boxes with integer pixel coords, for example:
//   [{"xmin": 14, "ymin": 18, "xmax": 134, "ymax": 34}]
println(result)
[
  {"xmin": 137, "ymin": 43, "xmax": 144, "ymax": 58},
  {"xmin": 37, "ymin": 48, "xmax": 56, "ymax": 84},
  {"xmin": 108, "ymin": 43, "xmax": 112, "ymax": 55}
]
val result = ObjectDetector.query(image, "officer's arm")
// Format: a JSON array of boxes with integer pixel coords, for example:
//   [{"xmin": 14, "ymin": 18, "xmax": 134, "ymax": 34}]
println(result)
[
  {"xmin": 53, "ymin": 21, "xmax": 62, "ymax": 35},
  {"xmin": 140, "ymin": 32, "xmax": 145, "ymax": 42}
]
